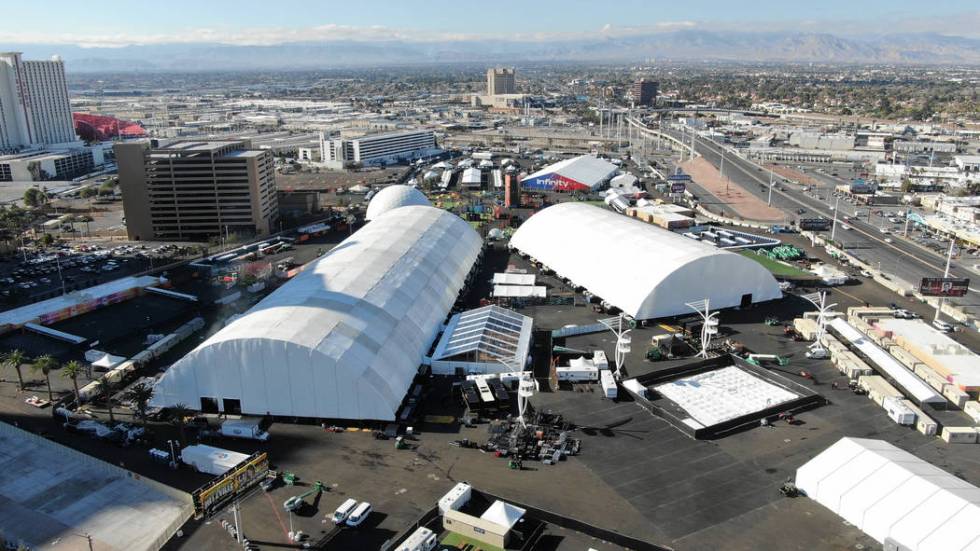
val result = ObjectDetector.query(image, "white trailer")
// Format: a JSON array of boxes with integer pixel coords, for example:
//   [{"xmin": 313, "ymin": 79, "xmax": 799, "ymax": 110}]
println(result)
[
  {"xmin": 438, "ymin": 482, "xmax": 472, "ymax": 514},
  {"xmin": 220, "ymin": 418, "xmax": 270, "ymax": 441},
  {"xmin": 395, "ymin": 527, "xmax": 438, "ymax": 551},
  {"xmin": 593, "ymin": 350, "xmax": 609, "ymax": 370},
  {"xmin": 180, "ymin": 444, "xmax": 249, "ymax": 476},
  {"xmin": 600, "ymin": 369, "xmax": 618, "ymax": 399},
  {"xmin": 556, "ymin": 366, "xmax": 598, "ymax": 382}
]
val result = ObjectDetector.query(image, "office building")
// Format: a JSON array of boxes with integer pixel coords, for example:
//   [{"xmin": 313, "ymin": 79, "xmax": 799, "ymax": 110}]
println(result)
[
  {"xmin": 0, "ymin": 52, "xmax": 76, "ymax": 151},
  {"xmin": 487, "ymin": 67, "xmax": 516, "ymax": 96},
  {"xmin": 319, "ymin": 129, "xmax": 438, "ymax": 168},
  {"xmin": 115, "ymin": 140, "xmax": 278, "ymax": 241},
  {"xmin": 631, "ymin": 79, "xmax": 658, "ymax": 106}
]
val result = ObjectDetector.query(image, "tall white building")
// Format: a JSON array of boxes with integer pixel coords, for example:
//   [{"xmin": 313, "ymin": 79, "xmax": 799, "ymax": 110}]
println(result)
[
  {"xmin": 0, "ymin": 52, "xmax": 76, "ymax": 151},
  {"xmin": 320, "ymin": 129, "xmax": 438, "ymax": 168}
]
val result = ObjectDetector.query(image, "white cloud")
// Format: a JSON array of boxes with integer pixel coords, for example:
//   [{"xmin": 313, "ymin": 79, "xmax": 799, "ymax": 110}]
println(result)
[{"xmin": 0, "ymin": 13, "xmax": 975, "ymax": 48}]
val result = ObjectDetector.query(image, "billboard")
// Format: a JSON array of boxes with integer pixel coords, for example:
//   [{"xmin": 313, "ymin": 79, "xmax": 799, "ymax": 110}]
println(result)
[
  {"xmin": 670, "ymin": 182, "xmax": 687, "ymax": 194},
  {"xmin": 919, "ymin": 277, "xmax": 970, "ymax": 297},
  {"xmin": 192, "ymin": 452, "xmax": 269, "ymax": 518},
  {"xmin": 799, "ymin": 218, "xmax": 832, "ymax": 231}
]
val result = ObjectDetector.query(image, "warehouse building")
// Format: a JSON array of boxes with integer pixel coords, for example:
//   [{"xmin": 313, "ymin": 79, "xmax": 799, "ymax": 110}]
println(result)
[
  {"xmin": 509, "ymin": 203, "xmax": 782, "ymax": 320},
  {"xmin": 149, "ymin": 206, "xmax": 482, "ymax": 421},
  {"xmin": 520, "ymin": 155, "xmax": 619, "ymax": 191},
  {"xmin": 364, "ymin": 184, "xmax": 430, "ymax": 221},
  {"xmin": 797, "ymin": 437, "xmax": 980, "ymax": 551}
]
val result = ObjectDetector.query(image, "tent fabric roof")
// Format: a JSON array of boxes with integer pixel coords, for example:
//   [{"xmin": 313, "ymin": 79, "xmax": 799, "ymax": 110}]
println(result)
[
  {"xmin": 149, "ymin": 206, "xmax": 481, "ymax": 421},
  {"xmin": 521, "ymin": 155, "xmax": 619, "ymax": 189},
  {"xmin": 796, "ymin": 437, "xmax": 980, "ymax": 551},
  {"xmin": 365, "ymin": 185, "xmax": 431, "ymax": 221},
  {"xmin": 480, "ymin": 500, "xmax": 526, "ymax": 530},
  {"xmin": 508, "ymin": 203, "xmax": 782, "ymax": 319},
  {"xmin": 432, "ymin": 305, "xmax": 532, "ymax": 367}
]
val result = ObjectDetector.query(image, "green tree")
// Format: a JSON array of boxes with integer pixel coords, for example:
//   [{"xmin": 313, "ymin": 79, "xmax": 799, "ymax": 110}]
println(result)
[
  {"xmin": 170, "ymin": 402, "xmax": 191, "ymax": 445},
  {"xmin": 30, "ymin": 355, "xmax": 55, "ymax": 402},
  {"xmin": 79, "ymin": 186, "xmax": 98, "ymax": 201},
  {"xmin": 2, "ymin": 349, "xmax": 27, "ymax": 391},
  {"xmin": 124, "ymin": 381, "xmax": 154, "ymax": 429},
  {"xmin": 61, "ymin": 359, "xmax": 82, "ymax": 401},
  {"xmin": 40, "ymin": 233, "xmax": 54, "ymax": 247},
  {"xmin": 23, "ymin": 188, "xmax": 47, "ymax": 208},
  {"xmin": 93, "ymin": 379, "xmax": 115, "ymax": 423}
]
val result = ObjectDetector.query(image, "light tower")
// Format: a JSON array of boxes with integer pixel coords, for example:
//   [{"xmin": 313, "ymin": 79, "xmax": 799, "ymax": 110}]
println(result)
[
  {"xmin": 516, "ymin": 371, "xmax": 538, "ymax": 428},
  {"xmin": 686, "ymin": 299, "xmax": 719, "ymax": 358},
  {"xmin": 801, "ymin": 291, "xmax": 837, "ymax": 359},
  {"xmin": 599, "ymin": 314, "xmax": 633, "ymax": 379}
]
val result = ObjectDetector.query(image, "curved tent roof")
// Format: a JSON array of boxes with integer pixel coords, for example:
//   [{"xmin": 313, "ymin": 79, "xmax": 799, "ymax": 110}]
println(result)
[
  {"xmin": 509, "ymin": 203, "xmax": 781, "ymax": 319},
  {"xmin": 150, "ymin": 206, "xmax": 481, "ymax": 420},
  {"xmin": 520, "ymin": 155, "xmax": 619, "ymax": 191},
  {"xmin": 365, "ymin": 185, "xmax": 431, "ymax": 221}
]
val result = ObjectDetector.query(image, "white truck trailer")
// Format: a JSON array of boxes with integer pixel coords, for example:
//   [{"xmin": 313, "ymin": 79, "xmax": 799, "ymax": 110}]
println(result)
[{"xmin": 180, "ymin": 444, "xmax": 250, "ymax": 476}]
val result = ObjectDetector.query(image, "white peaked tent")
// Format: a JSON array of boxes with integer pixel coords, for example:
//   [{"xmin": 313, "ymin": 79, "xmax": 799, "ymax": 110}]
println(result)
[
  {"xmin": 365, "ymin": 184, "xmax": 431, "ymax": 221},
  {"xmin": 509, "ymin": 203, "xmax": 782, "ymax": 319},
  {"xmin": 150, "ymin": 206, "xmax": 482, "ymax": 421},
  {"xmin": 796, "ymin": 437, "xmax": 980, "ymax": 551}
]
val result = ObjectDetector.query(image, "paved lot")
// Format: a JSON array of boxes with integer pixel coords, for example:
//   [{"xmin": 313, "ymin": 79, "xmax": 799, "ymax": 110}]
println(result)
[{"xmin": 0, "ymin": 424, "xmax": 189, "ymax": 551}]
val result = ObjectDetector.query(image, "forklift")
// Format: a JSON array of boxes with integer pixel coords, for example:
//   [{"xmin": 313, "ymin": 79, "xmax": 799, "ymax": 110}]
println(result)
[{"xmin": 283, "ymin": 481, "xmax": 325, "ymax": 513}]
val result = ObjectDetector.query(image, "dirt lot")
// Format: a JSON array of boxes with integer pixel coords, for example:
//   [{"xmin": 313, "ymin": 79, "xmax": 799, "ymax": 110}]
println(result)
[{"xmin": 681, "ymin": 157, "xmax": 785, "ymax": 223}]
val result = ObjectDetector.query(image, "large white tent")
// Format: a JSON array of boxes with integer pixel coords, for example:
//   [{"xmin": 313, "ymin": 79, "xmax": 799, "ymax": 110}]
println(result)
[
  {"xmin": 365, "ymin": 184, "xmax": 431, "ymax": 221},
  {"xmin": 150, "ymin": 206, "xmax": 482, "ymax": 421},
  {"xmin": 796, "ymin": 437, "xmax": 980, "ymax": 551},
  {"xmin": 509, "ymin": 203, "xmax": 782, "ymax": 319}
]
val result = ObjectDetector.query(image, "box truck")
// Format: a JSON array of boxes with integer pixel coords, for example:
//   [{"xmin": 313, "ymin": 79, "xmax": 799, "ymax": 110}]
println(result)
[{"xmin": 220, "ymin": 418, "xmax": 270, "ymax": 441}]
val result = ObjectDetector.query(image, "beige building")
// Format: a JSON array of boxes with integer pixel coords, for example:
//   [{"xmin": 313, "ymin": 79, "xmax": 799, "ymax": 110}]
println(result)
[
  {"xmin": 115, "ymin": 140, "xmax": 278, "ymax": 241},
  {"xmin": 486, "ymin": 67, "xmax": 516, "ymax": 96}
]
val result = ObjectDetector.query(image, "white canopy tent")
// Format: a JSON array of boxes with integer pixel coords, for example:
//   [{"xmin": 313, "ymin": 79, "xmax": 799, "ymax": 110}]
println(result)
[
  {"xmin": 797, "ymin": 437, "xmax": 980, "ymax": 551},
  {"xmin": 150, "ymin": 206, "xmax": 482, "ymax": 421},
  {"xmin": 509, "ymin": 203, "xmax": 782, "ymax": 319}
]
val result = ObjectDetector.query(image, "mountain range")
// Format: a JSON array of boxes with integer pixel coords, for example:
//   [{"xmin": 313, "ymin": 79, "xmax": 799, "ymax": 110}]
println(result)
[{"xmin": 4, "ymin": 30, "xmax": 980, "ymax": 72}]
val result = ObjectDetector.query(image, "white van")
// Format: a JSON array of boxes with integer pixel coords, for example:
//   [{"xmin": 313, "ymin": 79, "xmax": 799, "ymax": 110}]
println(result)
[
  {"xmin": 332, "ymin": 498, "xmax": 358, "ymax": 525},
  {"xmin": 346, "ymin": 501, "xmax": 372, "ymax": 527}
]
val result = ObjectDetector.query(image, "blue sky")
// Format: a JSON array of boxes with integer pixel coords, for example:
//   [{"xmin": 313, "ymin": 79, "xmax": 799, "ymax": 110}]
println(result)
[{"xmin": 2, "ymin": 0, "xmax": 978, "ymax": 45}]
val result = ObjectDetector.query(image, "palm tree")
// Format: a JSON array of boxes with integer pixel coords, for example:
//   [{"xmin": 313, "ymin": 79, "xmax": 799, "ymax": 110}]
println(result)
[
  {"xmin": 93, "ymin": 379, "xmax": 114, "ymax": 423},
  {"xmin": 124, "ymin": 382, "xmax": 154, "ymax": 429},
  {"xmin": 171, "ymin": 403, "xmax": 190, "ymax": 445},
  {"xmin": 30, "ymin": 356, "xmax": 55, "ymax": 402},
  {"xmin": 61, "ymin": 360, "xmax": 82, "ymax": 401},
  {"xmin": 2, "ymin": 349, "xmax": 27, "ymax": 391}
]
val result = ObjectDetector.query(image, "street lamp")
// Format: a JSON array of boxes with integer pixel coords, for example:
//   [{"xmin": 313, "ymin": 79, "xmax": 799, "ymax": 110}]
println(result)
[
  {"xmin": 830, "ymin": 195, "xmax": 841, "ymax": 241},
  {"xmin": 685, "ymin": 299, "xmax": 719, "ymax": 359},
  {"xmin": 801, "ymin": 291, "xmax": 837, "ymax": 359},
  {"xmin": 599, "ymin": 314, "xmax": 632, "ymax": 379}
]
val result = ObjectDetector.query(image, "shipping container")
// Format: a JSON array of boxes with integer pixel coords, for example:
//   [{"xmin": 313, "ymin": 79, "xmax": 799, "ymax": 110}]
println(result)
[
  {"xmin": 964, "ymin": 401, "xmax": 980, "ymax": 424},
  {"xmin": 858, "ymin": 375, "xmax": 902, "ymax": 407},
  {"xmin": 940, "ymin": 427, "xmax": 978, "ymax": 444},
  {"xmin": 899, "ymin": 400, "xmax": 938, "ymax": 436},
  {"xmin": 600, "ymin": 369, "xmax": 617, "ymax": 399},
  {"xmin": 943, "ymin": 385, "xmax": 970, "ymax": 409}
]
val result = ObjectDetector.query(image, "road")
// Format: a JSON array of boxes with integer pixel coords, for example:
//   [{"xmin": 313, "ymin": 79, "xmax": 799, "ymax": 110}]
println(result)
[{"xmin": 655, "ymin": 127, "xmax": 978, "ymax": 322}]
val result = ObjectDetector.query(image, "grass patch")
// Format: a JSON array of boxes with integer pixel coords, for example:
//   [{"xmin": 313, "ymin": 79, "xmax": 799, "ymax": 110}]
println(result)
[
  {"xmin": 739, "ymin": 250, "xmax": 811, "ymax": 277},
  {"xmin": 440, "ymin": 532, "xmax": 505, "ymax": 551}
]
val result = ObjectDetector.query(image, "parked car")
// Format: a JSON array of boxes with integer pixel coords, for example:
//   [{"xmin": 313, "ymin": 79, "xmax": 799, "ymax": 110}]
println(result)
[{"xmin": 932, "ymin": 319, "xmax": 954, "ymax": 333}]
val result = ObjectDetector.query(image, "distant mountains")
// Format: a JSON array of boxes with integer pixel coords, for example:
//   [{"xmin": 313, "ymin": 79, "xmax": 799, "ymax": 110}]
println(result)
[{"xmin": 6, "ymin": 30, "xmax": 980, "ymax": 72}]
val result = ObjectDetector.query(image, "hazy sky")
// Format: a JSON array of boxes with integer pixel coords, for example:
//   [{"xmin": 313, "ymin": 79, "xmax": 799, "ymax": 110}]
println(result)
[{"xmin": 2, "ymin": 0, "xmax": 978, "ymax": 46}]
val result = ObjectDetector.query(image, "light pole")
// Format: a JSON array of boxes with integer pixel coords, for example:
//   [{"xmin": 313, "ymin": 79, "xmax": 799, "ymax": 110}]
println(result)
[
  {"xmin": 767, "ymin": 166, "xmax": 774, "ymax": 206},
  {"xmin": 801, "ymin": 291, "xmax": 837, "ymax": 359},
  {"xmin": 830, "ymin": 195, "xmax": 840, "ymax": 242},
  {"xmin": 599, "ymin": 314, "xmax": 632, "ymax": 379},
  {"xmin": 686, "ymin": 299, "xmax": 719, "ymax": 359},
  {"xmin": 934, "ymin": 238, "xmax": 956, "ymax": 323}
]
